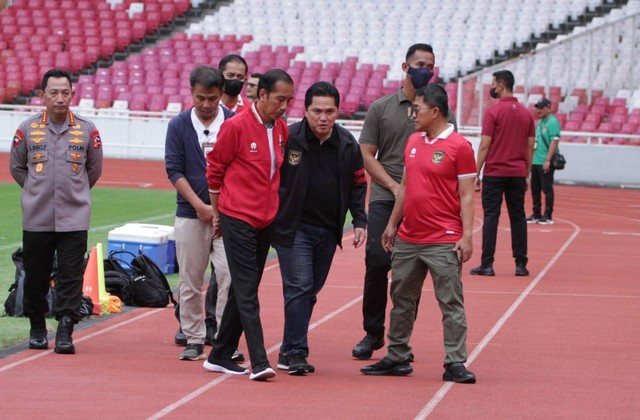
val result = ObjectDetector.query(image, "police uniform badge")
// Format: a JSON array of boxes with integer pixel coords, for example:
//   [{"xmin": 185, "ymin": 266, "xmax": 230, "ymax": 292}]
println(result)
[
  {"xmin": 432, "ymin": 150, "xmax": 445, "ymax": 164},
  {"xmin": 35, "ymin": 162, "xmax": 44, "ymax": 173},
  {"xmin": 13, "ymin": 129, "xmax": 24, "ymax": 149},
  {"xmin": 90, "ymin": 129, "xmax": 102, "ymax": 149},
  {"xmin": 288, "ymin": 150, "xmax": 302, "ymax": 166}
]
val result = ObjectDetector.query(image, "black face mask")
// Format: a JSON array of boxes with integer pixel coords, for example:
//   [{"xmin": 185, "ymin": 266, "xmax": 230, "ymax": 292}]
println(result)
[
  {"xmin": 489, "ymin": 87, "xmax": 499, "ymax": 99},
  {"xmin": 224, "ymin": 79, "xmax": 244, "ymax": 97}
]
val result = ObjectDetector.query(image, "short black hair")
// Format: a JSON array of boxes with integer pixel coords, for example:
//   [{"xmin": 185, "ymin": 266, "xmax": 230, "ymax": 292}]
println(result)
[
  {"xmin": 189, "ymin": 65, "xmax": 224, "ymax": 90},
  {"xmin": 250, "ymin": 72, "xmax": 263, "ymax": 79},
  {"xmin": 41, "ymin": 69, "xmax": 72, "ymax": 91},
  {"xmin": 304, "ymin": 81, "xmax": 340, "ymax": 109},
  {"xmin": 258, "ymin": 69, "xmax": 294, "ymax": 95},
  {"xmin": 405, "ymin": 43, "xmax": 434, "ymax": 62},
  {"xmin": 218, "ymin": 54, "xmax": 248, "ymax": 75},
  {"xmin": 493, "ymin": 70, "xmax": 515, "ymax": 92},
  {"xmin": 415, "ymin": 84, "xmax": 449, "ymax": 118}
]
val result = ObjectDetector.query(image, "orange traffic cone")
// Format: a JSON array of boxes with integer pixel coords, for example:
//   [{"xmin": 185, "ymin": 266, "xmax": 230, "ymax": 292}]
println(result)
[{"xmin": 82, "ymin": 246, "xmax": 101, "ymax": 316}]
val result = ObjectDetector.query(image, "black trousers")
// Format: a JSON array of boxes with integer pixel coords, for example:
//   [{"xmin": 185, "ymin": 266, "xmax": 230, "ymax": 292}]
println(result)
[
  {"xmin": 362, "ymin": 200, "xmax": 394, "ymax": 338},
  {"xmin": 530, "ymin": 164, "xmax": 555, "ymax": 218},
  {"xmin": 213, "ymin": 213, "xmax": 272, "ymax": 369},
  {"xmin": 480, "ymin": 176, "xmax": 528, "ymax": 267},
  {"xmin": 22, "ymin": 230, "xmax": 87, "ymax": 325}
]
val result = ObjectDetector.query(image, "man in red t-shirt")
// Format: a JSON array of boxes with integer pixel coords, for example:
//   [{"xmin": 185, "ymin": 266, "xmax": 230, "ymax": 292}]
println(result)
[
  {"xmin": 361, "ymin": 85, "xmax": 477, "ymax": 384},
  {"xmin": 471, "ymin": 70, "xmax": 535, "ymax": 277}
]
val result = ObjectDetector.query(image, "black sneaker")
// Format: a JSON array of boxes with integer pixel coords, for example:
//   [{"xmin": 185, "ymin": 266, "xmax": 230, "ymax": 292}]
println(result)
[
  {"xmin": 277, "ymin": 352, "xmax": 315, "ymax": 372},
  {"xmin": 277, "ymin": 352, "xmax": 289, "ymax": 370},
  {"xmin": 526, "ymin": 214, "xmax": 541, "ymax": 224},
  {"xmin": 442, "ymin": 362, "xmax": 476, "ymax": 384},
  {"xmin": 231, "ymin": 349, "xmax": 245, "ymax": 362},
  {"xmin": 288, "ymin": 355, "xmax": 315, "ymax": 375},
  {"xmin": 537, "ymin": 216, "xmax": 554, "ymax": 225},
  {"xmin": 54, "ymin": 316, "xmax": 75, "ymax": 355},
  {"xmin": 203, "ymin": 357, "xmax": 249, "ymax": 375},
  {"xmin": 360, "ymin": 357, "xmax": 413, "ymax": 376},
  {"xmin": 352, "ymin": 335, "xmax": 384, "ymax": 360},
  {"xmin": 469, "ymin": 265, "xmax": 495, "ymax": 276},
  {"xmin": 179, "ymin": 343, "xmax": 206, "ymax": 361},
  {"xmin": 250, "ymin": 364, "xmax": 276, "ymax": 381}
]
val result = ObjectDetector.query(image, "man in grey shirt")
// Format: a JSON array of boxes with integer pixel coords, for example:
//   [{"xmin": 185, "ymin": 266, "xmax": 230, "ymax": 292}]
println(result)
[{"xmin": 10, "ymin": 69, "xmax": 103, "ymax": 355}]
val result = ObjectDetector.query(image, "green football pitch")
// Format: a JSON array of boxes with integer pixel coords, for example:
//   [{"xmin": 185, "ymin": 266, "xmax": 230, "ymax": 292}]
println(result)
[{"xmin": 0, "ymin": 184, "xmax": 178, "ymax": 349}]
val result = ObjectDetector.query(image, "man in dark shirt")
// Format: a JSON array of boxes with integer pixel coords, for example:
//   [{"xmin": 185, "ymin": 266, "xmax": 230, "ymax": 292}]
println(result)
[{"xmin": 272, "ymin": 82, "xmax": 367, "ymax": 375}]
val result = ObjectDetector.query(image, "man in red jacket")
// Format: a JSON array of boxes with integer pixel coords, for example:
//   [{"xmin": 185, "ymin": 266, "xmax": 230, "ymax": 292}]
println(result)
[{"xmin": 204, "ymin": 69, "xmax": 294, "ymax": 381}]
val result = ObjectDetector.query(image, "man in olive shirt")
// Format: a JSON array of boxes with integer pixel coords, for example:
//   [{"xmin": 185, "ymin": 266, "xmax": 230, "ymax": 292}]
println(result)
[{"xmin": 354, "ymin": 43, "xmax": 456, "ymax": 360}]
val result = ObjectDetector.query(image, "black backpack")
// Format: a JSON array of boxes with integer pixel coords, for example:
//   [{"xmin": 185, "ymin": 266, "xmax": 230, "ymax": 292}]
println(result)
[
  {"xmin": 104, "ymin": 251, "xmax": 136, "ymax": 306},
  {"xmin": 4, "ymin": 248, "xmax": 56, "ymax": 317},
  {"xmin": 104, "ymin": 250, "xmax": 176, "ymax": 308}
]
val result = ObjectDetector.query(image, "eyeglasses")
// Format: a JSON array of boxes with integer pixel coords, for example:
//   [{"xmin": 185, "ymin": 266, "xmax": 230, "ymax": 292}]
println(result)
[
  {"xmin": 224, "ymin": 72, "xmax": 246, "ymax": 82},
  {"xmin": 410, "ymin": 105, "xmax": 434, "ymax": 118}
]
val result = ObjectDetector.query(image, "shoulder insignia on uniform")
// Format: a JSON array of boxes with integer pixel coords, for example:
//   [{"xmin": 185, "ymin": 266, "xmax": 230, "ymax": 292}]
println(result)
[
  {"xmin": 90, "ymin": 129, "xmax": 102, "ymax": 149},
  {"xmin": 13, "ymin": 129, "xmax": 24, "ymax": 148}
]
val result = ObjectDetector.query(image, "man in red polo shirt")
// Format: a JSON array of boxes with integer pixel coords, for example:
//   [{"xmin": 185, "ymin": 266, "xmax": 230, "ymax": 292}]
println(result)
[
  {"xmin": 470, "ymin": 70, "xmax": 535, "ymax": 277},
  {"xmin": 361, "ymin": 85, "xmax": 476, "ymax": 383},
  {"xmin": 204, "ymin": 69, "xmax": 294, "ymax": 381}
]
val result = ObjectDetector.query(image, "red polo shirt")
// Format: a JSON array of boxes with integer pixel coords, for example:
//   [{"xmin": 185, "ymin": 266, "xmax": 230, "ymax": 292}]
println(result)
[
  {"xmin": 481, "ymin": 96, "xmax": 535, "ymax": 177},
  {"xmin": 398, "ymin": 126, "xmax": 477, "ymax": 244}
]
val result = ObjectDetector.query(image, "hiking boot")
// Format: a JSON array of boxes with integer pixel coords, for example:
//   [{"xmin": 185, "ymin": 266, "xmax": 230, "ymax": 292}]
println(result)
[
  {"xmin": 179, "ymin": 343, "xmax": 206, "ymax": 361},
  {"xmin": 54, "ymin": 316, "xmax": 75, "ymax": 354},
  {"xmin": 174, "ymin": 327, "xmax": 187, "ymax": 346},
  {"xmin": 29, "ymin": 329, "xmax": 48, "ymax": 350},
  {"xmin": 203, "ymin": 357, "xmax": 249, "ymax": 375},
  {"xmin": 352, "ymin": 335, "xmax": 384, "ymax": 360}
]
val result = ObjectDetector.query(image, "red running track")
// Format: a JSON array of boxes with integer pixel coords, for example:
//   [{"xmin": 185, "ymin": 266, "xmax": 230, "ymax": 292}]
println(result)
[{"xmin": 1, "ymin": 155, "xmax": 639, "ymax": 418}]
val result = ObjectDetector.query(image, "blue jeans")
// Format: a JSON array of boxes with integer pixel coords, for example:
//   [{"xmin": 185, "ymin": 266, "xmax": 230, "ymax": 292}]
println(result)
[{"xmin": 275, "ymin": 223, "xmax": 337, "ymax": 357}]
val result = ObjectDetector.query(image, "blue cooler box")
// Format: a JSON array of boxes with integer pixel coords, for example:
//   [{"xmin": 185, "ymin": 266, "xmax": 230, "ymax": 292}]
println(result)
[
  {"xmin": 107, "ymin": 225, "xmax": 169, "ymax": 274},
  {"xmin": 122, "ymin": 223, "xmax": 177, "ymax": 274}
]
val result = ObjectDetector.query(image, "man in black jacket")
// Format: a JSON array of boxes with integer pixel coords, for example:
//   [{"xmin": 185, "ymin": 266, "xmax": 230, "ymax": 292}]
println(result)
[{"xmin": 272, "ymin": 81, "xmax": 367, "ymax": 375}]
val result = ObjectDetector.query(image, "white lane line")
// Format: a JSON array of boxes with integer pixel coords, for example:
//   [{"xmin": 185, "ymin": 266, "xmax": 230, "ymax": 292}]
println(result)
[
  {"xmin": 148, "ymin": 295, "xmax": 363, "ymax": 420},
  {"xmin": 415, "ymin": 218, "xmax": 581, "ymax": 419},
  {"xmin": 0, "ymin": 309, "xmax": 163, "ymax": 374}
]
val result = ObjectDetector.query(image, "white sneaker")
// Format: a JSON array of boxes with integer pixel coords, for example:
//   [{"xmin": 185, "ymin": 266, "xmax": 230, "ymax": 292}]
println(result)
[{"xmin": 250, "ymin": 366, "xmax": 276, "ymax": 381}]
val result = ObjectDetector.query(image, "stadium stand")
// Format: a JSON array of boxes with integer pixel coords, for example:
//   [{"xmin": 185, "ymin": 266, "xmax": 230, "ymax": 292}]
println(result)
[{"xmin": 0, "ymin": 0, "xmax": 639, "ymax": 143}]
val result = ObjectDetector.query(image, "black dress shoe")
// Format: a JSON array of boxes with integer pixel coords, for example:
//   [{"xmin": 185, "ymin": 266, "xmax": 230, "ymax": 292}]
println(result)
[
  {"xmin": 352, "ymin": 335, "xmax": 384, "ymax": 360},
  {"xmin": 470, "ymin": 265, "xmax": 495, "ymax": 276},
  {"xmin": 443, "ymin": 363, "xmax": 476, "ymax": 384},
  {"xmin": 515, "ymin": 264, "xmax": 529, "ymax": 276},
  {"xmin": 29, "ymin": 329, "xmax": 49, "ymax": 350},
  {"xmin": 361, "ymin": 357, "xmax": 413, "ymax": 376}
]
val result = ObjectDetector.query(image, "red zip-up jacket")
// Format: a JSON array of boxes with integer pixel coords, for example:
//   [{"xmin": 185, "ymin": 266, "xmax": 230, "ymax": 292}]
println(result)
[{"xmin": 206, "ymin": 103, "xmax": 288, "ymax": 229}]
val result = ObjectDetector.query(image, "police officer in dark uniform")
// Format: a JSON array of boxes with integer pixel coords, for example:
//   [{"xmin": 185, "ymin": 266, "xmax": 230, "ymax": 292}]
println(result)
[{"xmin": 10, "ymin": 69, "xmax": 103, "ymax": 354}]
